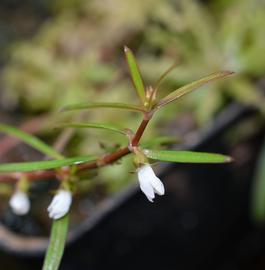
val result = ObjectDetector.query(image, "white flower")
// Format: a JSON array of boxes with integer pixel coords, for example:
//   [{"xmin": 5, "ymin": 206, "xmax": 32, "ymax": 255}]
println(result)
[
  {"xmin": 137, "ymin": 164, "xmax": 165, "ymax": 202},
  {"xmin": 9, "ymin": 191, "xmax": 30, "ymax": 215},
  {"xmin": 47, "ymin": 190, "xmax": 72, "ymax": 219}
]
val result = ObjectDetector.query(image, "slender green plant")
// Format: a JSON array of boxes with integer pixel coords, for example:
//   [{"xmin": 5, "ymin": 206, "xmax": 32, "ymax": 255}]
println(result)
[{"xmin": 0, "ymin": 48, "xmax": 233, "ymax": 269}]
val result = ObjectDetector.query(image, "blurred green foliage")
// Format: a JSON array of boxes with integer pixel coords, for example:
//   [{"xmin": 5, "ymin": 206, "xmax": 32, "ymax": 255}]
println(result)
[{"xmin": 2, "ymin": 0, "xmax": 265, "ymax": 117}]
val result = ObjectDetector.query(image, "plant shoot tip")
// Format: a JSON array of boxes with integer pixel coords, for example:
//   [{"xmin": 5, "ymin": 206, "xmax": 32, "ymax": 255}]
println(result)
[
  {"xmin": 226, "ymin": 156, "xmax": 234, "ymax": 162},
  {"xmin": 224, "ymin": 70, "xmax": 235, "ymax": 76},
  {"xmin": 124, "ymin": 45, "xmax": 130, "ymax": 52}
]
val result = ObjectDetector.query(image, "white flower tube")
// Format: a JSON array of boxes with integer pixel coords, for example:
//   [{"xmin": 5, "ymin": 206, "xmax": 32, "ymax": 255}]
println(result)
[
  {"xmin": 137, "ymin": 164, "xmax": 165, "ymax": 202},
  {"xmin": 9, "ymin": 191, "xmax": 30, "ymax": 215},
  {"xmin": 47, "ymin": 190, "xmax": 72, "ymax": 219}
]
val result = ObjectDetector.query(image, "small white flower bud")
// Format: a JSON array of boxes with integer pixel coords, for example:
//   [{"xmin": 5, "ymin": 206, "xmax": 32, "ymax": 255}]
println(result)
[
  {"xmin": 9, "ymin": 191, "xmax": 30, "ymax": 215},
  {"xmin": 137, "ymin": 164, "xmax": 165, "ymax": 202},
  {"xmin": 47, "ymin": 190, "xmax": 72, "ymax": 220}
]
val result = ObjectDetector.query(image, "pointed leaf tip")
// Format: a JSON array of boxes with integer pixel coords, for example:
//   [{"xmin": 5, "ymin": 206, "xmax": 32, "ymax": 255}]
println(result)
[
  {"xmin": 144, "ymin": 149, "xmax": 232, "ymax": 164},
  {"xmin": 124, "ymin": 47, "xmax": 146, "ymax": 103},
  {"xmin": 154, "ymin": 70, "xmax": 235, "ymax": 110},
  {"xmin": 223, "ymin": 70, "xmax": 235, "ymax": 75},
  {"xmin": 225, "ymin": 156, "xmax": 234, "ymax": 163},
  {"xmin": 218, "ymin": 70, "xmax": 235, "ymax": 78}
]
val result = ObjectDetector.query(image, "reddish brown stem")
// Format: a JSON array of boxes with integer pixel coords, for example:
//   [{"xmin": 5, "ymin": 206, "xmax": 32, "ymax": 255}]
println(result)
[
  {"xmin": 0, "ymin": 116, "xmax": 151, "ymax": 183},
  {"xmin": 78, "ymin": 147, "xmax": 130, "ymax": 170},
  {"xmin": 131, "ymin": 119, "xmax": 149, "ymax": 147}
]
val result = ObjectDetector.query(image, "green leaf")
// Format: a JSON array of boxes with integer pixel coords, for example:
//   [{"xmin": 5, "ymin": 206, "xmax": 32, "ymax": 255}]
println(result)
[
  {"xmin": 141, "ymin": 136, "xmax": 179, "ymax": 148},
  {"xmin": 42, "ymin": 214, "xmax": 69, "ymax": 270},
  {"xmin": 61, "ymin": 102, "xmax": 145, "ymax": 113},
  {"xmin": 0, "ymin": 155, "xmax": 96, "ymax": 173},
  {"xmin": 0, "ymin": 123, "xmax": 63, "ymax": 160},
  {"xmin": 124, "ymin": 46, "xmax": 146, "ymax": 103},
  {"xmin": 251, "ymin": 140, "xmax": 265, "ymax": 224},
  {"xmin": 144, "ymin": 149, "xmax": 232, "ymax": 163},
  {"xmin": 154, "ymin": 62, "xmax": 177, "ymax": 90},
  {"xmin": 154, "ymin": 71, "xmax": 234, "ymax": 110},
  {"xmin": 56, "ymin": 122, "xmax": 128, "ymax": 135}
]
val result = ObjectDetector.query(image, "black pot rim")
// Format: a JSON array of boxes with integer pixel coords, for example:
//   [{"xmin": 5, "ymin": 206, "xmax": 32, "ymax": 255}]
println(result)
[{"xmin": 0, "ymin": 103, "xmax": 256, "ymax": 257}]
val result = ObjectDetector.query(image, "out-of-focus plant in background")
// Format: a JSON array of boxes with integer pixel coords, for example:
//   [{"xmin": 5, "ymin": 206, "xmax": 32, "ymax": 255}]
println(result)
[{"xmin": 2, "ymin": 0, "xmax": 265, "ymax": 119}]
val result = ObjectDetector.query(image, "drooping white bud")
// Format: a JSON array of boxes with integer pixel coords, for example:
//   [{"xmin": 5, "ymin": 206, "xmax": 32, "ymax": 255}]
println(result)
[
  {"xmin": 47, "ymin": 190, "xmax": 72, "ymax": 219},
  {"xmin": 137, "ymin": 164, "xmax": 165, "ymax": 202},
  {"xmin": 9, "ymin": 191, "xmax": 30, "ymax": 215}
]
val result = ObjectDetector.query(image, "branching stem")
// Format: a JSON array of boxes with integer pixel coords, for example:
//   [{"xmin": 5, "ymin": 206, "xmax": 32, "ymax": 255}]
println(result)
[{"xmin": 0, "ymin": 115, "xmax": 152, "ymax": 183}]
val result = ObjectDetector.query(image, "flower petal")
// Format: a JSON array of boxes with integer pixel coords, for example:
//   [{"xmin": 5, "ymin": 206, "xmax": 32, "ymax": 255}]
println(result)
[
  {"xmin": 138, "ymin": 165, "xmax": 155, "ymax": 201},
  {"xmin": 150, "ymin": 175, "xmax": 165, "ymax": 195},
  {"xmin": 146, "ymin": 194, "xmax": 154, "ymax": 203},
  {"xmin": 139, "ymin": 177, "xmax": 155, "ymax": 202},
  {"xmin": 9, "ymin": 191, "xmax": 30, "ymax": 215},
  {"xmin": 47, "ymin": 190, "xmax": 72, "ymax": 219},
  {"xmin": 137, "ymin": 164, "xmax": 165, "ymax": 201}
]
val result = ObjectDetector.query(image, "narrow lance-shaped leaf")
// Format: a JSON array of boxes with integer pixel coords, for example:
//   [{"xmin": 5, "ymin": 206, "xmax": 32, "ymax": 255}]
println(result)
[
  {"xmin": 124, "ymin": 46, "xmax": 146, "ymax": 103},
  {"xmin": 144, "ymin": 149, "xmax": 232, "ymax": 163},
  {"xmin": 154, "ymin": 71, "xmax": 234, "ymax": 110},
  {"xmin": 42, "ymin": 214, "xmax": 69, "ymax": 270},
  {"xmin": 56, "ymin": 122, "xmax": 128, "ymax": 136},
  {"xmin": 0, "ymin": 123, "xmax": 63, "ymax": 160},
  {"xmin": 0, "ymin": 155, "xmax": 96, "ymax": 173},
  {"xmin": 141, "ymin": 136, "xmax": 179, "ymax": 148},
  {"xmin": 154, "ymin": 62, "xmax": 178, "ymax": 90},
  {"xmin": 61, "ymin": 102, "xmax": 146, "ymax": 113}
]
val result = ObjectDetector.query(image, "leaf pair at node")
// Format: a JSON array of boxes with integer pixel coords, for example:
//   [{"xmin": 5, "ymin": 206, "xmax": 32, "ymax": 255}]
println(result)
[{"xmin": 61, "ymin": 46, "xmax": 234, "ymax": 116}]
